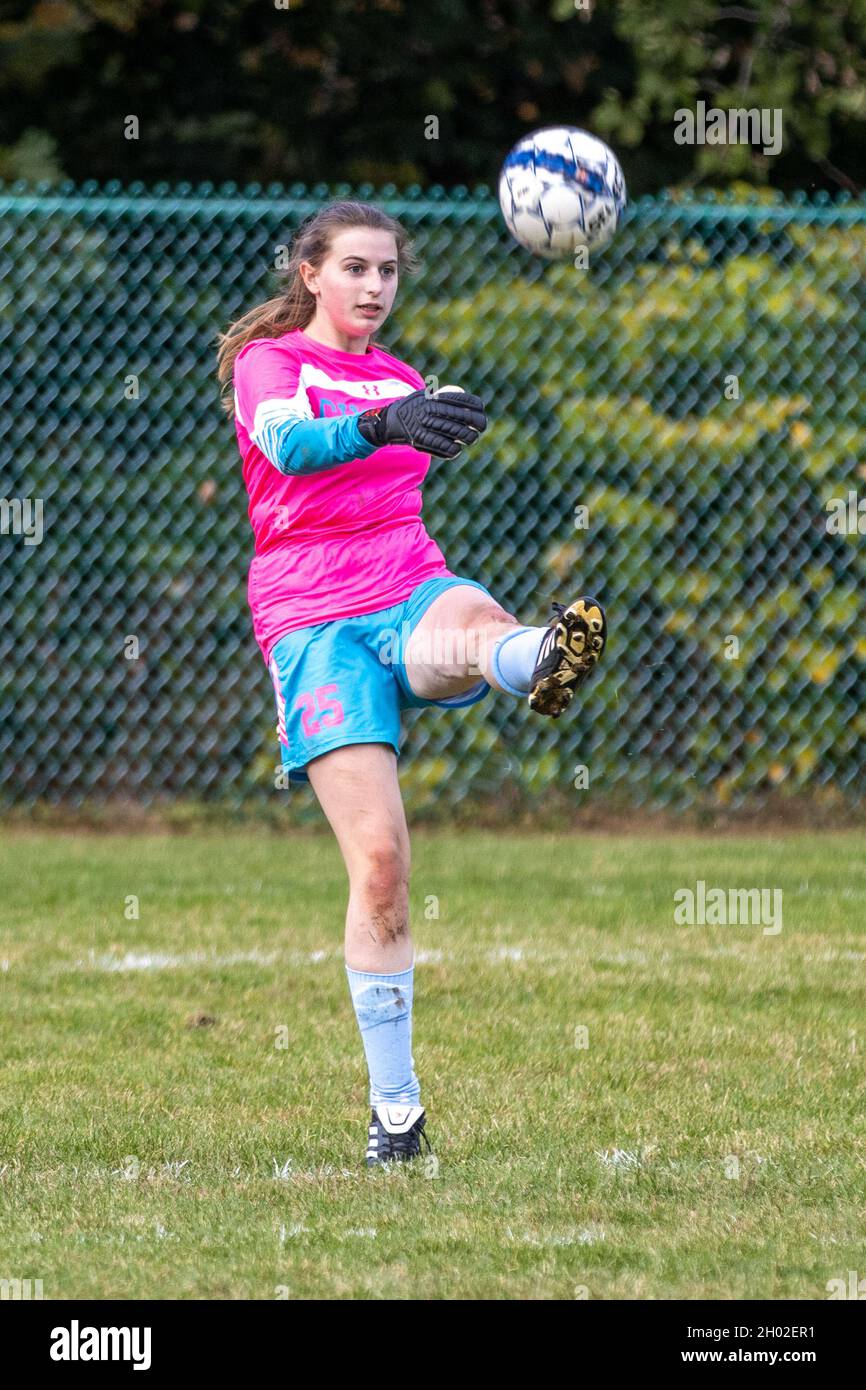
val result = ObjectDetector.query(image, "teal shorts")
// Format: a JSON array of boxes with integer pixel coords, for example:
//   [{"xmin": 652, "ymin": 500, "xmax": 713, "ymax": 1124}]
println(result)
[{"xmin": 267, "ymin": 576, "xmax": 494, "ymax": 784}]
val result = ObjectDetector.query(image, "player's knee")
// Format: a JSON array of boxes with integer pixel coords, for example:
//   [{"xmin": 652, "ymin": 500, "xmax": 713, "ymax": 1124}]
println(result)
[
  {"xmin": 355, "ymin": 842, "xmax": 410, "ymax": 945},
  {"xmin": 465, "ymin": 601, "xmax": 517, "ymax": 629},
  {"xmin": 356, "ymin": 839, "xmax": 409, "ymax": 911},
  {"xmin": 461, "ymin": 605, "xmax": 519, "ymax": 671},
  {"xmin": 466, "ymin": 605, "xmax": 521, "ymax": 667}
]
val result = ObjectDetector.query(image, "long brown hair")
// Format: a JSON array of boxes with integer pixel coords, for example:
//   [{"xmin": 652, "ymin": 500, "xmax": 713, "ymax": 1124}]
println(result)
[{"xmin": 215, "ymin": 200, "xmax": 421, "ymax": 418}]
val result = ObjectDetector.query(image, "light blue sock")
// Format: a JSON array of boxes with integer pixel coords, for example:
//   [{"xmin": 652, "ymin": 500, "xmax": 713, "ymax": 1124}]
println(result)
[
  {"xmin": 491, "ymin": 625, "xmax": 547, "ymax": 696},
  {"xmin": 345, "ymin": 963, "xmax": 421, "ymax": 1109}
]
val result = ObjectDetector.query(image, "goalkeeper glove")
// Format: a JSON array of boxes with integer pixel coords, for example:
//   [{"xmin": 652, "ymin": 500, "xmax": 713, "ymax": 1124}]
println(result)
[{"xmin": 356, "ymin": 388, "xmax": 487, "ymax": 459}]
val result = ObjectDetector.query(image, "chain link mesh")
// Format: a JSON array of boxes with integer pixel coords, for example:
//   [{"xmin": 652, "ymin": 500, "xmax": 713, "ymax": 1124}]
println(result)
[{"xmin": 1, "ymin": 180, "xmax": 864, "ymax": 813}]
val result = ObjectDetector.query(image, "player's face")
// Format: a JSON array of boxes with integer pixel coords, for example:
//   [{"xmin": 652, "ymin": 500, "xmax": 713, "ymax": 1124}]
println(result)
[{"xmin": 304, "ymin": 228, "xmax": 399, "ymax": 345}]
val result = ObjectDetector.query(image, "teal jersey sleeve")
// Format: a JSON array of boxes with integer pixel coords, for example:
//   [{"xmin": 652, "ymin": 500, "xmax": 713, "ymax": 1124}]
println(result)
[{"xmin": 268, "ymin": 413, "xmax": 379, "ymax": 476}]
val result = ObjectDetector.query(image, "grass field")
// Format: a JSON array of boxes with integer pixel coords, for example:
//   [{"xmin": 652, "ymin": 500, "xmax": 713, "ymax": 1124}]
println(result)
[{"xmin": 1, "ymin": 829, "xmax": 863, "ymax": 1300}]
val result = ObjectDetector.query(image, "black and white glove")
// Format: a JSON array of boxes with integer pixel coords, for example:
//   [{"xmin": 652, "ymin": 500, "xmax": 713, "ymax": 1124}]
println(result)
[{"xmin": 356, "ymin": 387, "xmax": 487, "ymax": 459}]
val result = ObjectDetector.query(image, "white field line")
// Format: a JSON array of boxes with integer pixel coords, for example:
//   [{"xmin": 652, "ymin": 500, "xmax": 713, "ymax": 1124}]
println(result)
[
  {"xmin": 505, "ymin": 1224, "xmax": 606, "ymax": 1246},
  {"xmin": 53, "ymin": 947, "xmax": 346, "ymax": 973},
  {"xmin": 37, "ymin": 942, "xmax": 863, "ymax": 975},
  {"xmin": 52, "ymin": 944, "xmax": 663, "ymax": 973}
]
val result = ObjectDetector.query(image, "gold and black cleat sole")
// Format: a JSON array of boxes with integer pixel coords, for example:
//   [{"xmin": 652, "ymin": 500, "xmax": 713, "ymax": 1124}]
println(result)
[{"xmin": 528, "ymin": 597, "xmax": 607, "ymax": 718}]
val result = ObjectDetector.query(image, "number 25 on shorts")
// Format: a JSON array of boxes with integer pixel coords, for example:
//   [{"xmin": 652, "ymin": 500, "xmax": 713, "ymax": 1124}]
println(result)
[{"xmin": 295, "ymin": 684, "xmax": 345, "ymax": 738}]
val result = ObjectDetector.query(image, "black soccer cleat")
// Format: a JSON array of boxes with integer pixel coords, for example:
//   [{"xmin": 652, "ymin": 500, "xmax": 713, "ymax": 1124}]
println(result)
[
  {"xmin": 365, "ymin": 1103, "xmax": 432, "ymax": 1168},
  {"xmin": 528, "ymin": 597, "xmax": 607, "ymax": 718}
]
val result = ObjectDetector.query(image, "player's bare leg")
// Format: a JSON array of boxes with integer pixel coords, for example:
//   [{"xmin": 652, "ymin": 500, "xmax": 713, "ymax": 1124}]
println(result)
[
  {"xmin": 405, "ymin": 583, "xmax": 606, "ymax": 715},
  {"xmin": 306, "ymin": 742, "xmax": 430, "ymax": 1166},
  {"xmin": 403, "ymin": 587, "xmax": 521, "ymax": 699},
  {"xmin": 307, "ymin": 741, "xmax": 412, "ymax": 973}
]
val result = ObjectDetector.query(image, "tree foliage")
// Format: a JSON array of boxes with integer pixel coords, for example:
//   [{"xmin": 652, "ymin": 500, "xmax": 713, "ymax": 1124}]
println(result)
[{"xmin": 1, "ymin": 0, "xmax": 865, "ymax": 192}]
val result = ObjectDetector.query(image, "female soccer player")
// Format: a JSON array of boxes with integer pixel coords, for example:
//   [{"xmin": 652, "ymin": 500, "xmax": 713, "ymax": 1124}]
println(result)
[{"xmin": 216, "ymin": 200, "xmax": 606, "ymax": 1167}]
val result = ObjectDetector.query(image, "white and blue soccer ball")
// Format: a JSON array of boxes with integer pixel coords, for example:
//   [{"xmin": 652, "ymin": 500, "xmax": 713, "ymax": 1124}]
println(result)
[{"xmin": 498, "ymin": 126, "xmax": 627, "ymax": 259}]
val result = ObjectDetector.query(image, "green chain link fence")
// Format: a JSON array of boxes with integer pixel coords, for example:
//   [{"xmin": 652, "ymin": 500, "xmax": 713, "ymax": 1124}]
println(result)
[{"xmin": 1, "ymin": 179, "xmax": 864, "ymax": 816}]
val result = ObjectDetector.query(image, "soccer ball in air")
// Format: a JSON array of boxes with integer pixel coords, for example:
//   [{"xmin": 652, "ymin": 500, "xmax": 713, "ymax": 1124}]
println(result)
[{"xmin": 498, "ymin": 126, "xmax": 626, "ymax": 260}]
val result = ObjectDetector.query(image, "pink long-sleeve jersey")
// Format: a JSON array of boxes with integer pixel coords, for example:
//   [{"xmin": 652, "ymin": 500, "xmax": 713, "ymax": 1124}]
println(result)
[{"xmin": 232, "ymin": 327, "xmax": 456, "ymax": 663}]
